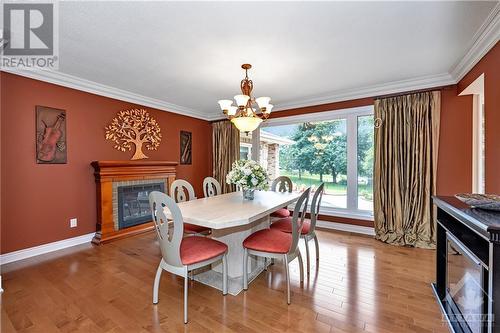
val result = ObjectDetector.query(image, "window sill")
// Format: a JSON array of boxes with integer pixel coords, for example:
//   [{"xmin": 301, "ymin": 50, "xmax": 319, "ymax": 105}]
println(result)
[
  {"xmin": 319, "ymin": 209, "xmax": 374, "ymax": 221},
  {"xmin": 286, "ymin": 204, "xmax": 374, "ymax": 221}
]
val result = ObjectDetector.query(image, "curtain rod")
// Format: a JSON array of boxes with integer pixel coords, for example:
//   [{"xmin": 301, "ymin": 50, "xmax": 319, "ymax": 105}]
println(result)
[{"xmin": 373, "ymin": 85, "xmax": 454, "ymax": 100}]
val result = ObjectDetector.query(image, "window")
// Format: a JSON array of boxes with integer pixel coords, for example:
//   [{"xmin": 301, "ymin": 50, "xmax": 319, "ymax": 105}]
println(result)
[
  {"xmin": 257, "ymin": 106, "xmax": 374, "ymax": 218},
  {"xmin": 240, "ymin": 145, "xmax": 251, "ymax": 160}
]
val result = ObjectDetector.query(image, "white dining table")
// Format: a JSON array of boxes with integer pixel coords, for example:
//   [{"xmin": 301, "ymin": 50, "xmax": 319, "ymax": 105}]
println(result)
[{"xmin": 166, "ymin": 190, "xmax": 301, "ymax": 295}]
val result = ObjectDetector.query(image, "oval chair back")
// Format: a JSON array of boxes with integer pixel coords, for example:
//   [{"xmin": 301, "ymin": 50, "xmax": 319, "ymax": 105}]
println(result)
[
  {"xmin": 170, "ymin": 179, "xmax": 196, "ymax": 203},
  {"xmin": 289, "ymin": 187, "xmax": 311, "ymax": 254},
  {"xmin": 308, "ymin": 183, "xmax": 325, "ymax": 234},
  {"xmin": 203, "ymin": 177, "xmax": 221, "ymax": 198},
  {"xmin": 149, "ymin": 191, "xmax": 184, "ymax": 267},
  {"xmin": 271, "ymin": 176, "xmax": 293, "ymax": 193}
]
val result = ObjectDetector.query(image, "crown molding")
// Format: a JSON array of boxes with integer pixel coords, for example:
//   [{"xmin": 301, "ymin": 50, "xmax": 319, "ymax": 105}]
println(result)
[
  {"xmin": 273, "ymin": 72, "xmax": 455, "ymax": 111},
  {"xmin": 1, "ymin": 68, "xmax": 210, "ymax": 121},
  {"xmin": 449, "ymin": 2, "xmax": 500, "ymax": 82}
]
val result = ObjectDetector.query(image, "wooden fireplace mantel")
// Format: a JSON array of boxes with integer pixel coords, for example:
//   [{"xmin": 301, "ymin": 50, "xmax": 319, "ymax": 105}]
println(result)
[{"xmin": 91, "ymin": 160, "xmax": 178, "ymax": 244}]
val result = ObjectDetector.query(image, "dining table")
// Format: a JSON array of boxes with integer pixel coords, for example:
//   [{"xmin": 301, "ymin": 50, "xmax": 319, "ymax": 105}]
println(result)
[{"xmin": 165, "ymin": 190, "xmax": 301, "ymax": 295}]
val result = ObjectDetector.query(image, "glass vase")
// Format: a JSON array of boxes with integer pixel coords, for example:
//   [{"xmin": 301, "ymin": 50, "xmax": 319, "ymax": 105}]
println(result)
[{"xmin": 243, "ymin": 189, "xmax": 255, "ymax": 200}]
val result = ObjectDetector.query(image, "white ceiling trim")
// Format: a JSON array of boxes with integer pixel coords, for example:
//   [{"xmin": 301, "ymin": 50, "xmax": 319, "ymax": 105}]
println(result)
[
  {"xmin": 273, "ymin": 73, "xmax": 455, "ymax": 111},
  {"xmin": 449, "ymin": 2, "xmax": 500, "ymax": 82},
  {"xmin": 1, "ymin": 68, "xmax": 209, "ymax": 121}
]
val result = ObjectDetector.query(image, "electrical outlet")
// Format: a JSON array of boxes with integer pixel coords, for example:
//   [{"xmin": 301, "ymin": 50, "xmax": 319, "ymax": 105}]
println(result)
[{"xmin": 70, "ymin": 218, "xmax": 77, "ymax": 228}]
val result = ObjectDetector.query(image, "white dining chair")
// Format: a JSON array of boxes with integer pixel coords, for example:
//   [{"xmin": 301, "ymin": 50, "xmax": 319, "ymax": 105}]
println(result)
[
  {"xmin": 170, "ymin": 179, "xmax": 211, "ymax": 235},
  {"xmin": 242, "ymin": 187, "xmax": 310, "ymax": 304},
  {"xmin": 171, "ymin": 179, "xmax": 197, "ymax": 202},
  {"xmin": 271, "ymin": 183, "xmax": 324, "ymax": 275},
  {"xmin": 149, "ymin": 191, "xmax": 228, "ymax": 324},
  {"xmin": 270, "ymin": 176, "xmax": 293, "ymax": 219},
  {"xmin": 202, "ymin": 177, "xmax": 222, "ymax": 198}
]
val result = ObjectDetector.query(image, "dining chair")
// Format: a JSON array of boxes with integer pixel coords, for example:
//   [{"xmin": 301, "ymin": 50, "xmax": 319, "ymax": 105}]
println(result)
[
  {"xmin": 242, "ymin": 187, "xmax": 310, "ymax": 304},
  {"xmin": 149, "ymin": 191, "xmax": 228, "ymax": 324},
  {"xmin": 271, "ymin": 183, "xmax": 324, "ymax": 275},
  {"xmin": 170, "ymin": 179, "xmax": 211, "ymax": 235},
  {"xmin": 270, "ymin": 176, "xmax": 293, "ymax": 219},
  {"xmin": 202, "ymin": 177, "xmax": 222, "ymax": 198}
]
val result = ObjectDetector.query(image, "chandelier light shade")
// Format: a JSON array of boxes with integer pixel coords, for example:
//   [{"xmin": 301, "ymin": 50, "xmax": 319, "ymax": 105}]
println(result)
[{"xmin": 218, "ymin": 64, "xmax": 272, "ymax": 132}]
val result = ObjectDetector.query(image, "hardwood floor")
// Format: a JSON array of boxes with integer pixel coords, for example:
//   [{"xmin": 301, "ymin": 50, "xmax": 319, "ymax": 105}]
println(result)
[{"xmin": 1, "ymin": 229, "xmax": 449, "ymax": 333}]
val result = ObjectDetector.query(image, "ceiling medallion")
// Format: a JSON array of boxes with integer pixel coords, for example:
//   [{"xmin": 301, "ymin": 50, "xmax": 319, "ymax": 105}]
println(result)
[{"xmin": 217, "ymin": 64, "xmax": 273, "ymax": 132}]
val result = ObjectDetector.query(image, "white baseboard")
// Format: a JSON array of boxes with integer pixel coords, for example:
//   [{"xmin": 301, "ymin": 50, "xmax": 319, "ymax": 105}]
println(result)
[
  {"xmin": 0, "ymin": 232, "xmax": 95, "ymax": 266},
  {"xmin": 316, "ymin": 220, "xmax": 375, "ymax": 236}
]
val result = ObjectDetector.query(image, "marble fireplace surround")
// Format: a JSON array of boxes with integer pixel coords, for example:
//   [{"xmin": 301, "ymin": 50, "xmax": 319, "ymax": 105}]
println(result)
[{"xmin": 91, "ymin": 160, "xmax": 177, "ymax": 244}]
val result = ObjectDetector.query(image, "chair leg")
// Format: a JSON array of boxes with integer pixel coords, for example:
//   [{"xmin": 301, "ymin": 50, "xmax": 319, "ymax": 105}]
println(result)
[
  {"xmin": 222, "ymin": 253, "xmax": 228, "ymax": 295},
  {"xmin": 297, "ymin": 251, "xmax": 304, "ymax": 283},
  {"xmin": 284, "ymin": 254, "xmax": 291, "ymax": 305},
  {"xmin": 243, "ymin": 248, "xmax": 249, "ymax": 291},
  {"xmin": 184, "ymin": 274, "xmax": 188, "ymax": 324},
  {"xmin": 264, "ymin": 257, "xmax": 268, "ymax": 271},
  {"xmin": 153, "ymin": 263, "xmax": 162, "ymax": 304},
  {"xmin": 304, "ymin": 237, "xmax": 310, "ymax": 276},
  {"xmin": 313, "ymin": 233, "xmax": 320, "ymax": 262}
]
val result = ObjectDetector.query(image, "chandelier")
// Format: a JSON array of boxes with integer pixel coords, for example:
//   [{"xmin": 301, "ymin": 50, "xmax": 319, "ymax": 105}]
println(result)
[{"xmin": 217, "ymin": 64, "xmax": 273, "ymax": 132}]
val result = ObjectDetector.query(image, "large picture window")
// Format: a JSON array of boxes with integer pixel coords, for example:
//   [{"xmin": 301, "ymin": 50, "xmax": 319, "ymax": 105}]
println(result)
[{"xmin": 256, "ymin": 106, "xmax": 374, "ymax": 219}]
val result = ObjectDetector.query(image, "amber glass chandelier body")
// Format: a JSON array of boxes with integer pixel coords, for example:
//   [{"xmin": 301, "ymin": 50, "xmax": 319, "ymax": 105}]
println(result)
[{"xmin": 218, "ymin": 64, "xmax": 273, "ymax": 132}]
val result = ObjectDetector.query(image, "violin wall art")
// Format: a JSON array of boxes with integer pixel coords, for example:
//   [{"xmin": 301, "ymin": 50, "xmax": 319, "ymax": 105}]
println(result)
[{"xmin": 36, "ymin": 106, "xmax": 67, "ymax": 164}]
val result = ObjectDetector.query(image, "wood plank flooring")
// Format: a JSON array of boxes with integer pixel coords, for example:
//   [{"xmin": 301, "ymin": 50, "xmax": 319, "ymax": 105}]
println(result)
[{"xmin": 1, "ymin": 230, "xmax": 449, "ymax": 332}]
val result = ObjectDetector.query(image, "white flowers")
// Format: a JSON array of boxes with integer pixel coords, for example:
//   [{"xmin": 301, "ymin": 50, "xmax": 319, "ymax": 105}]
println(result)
[{"xmin": 226, "ymin": 159, "xmax": 269, "ymax": 191}]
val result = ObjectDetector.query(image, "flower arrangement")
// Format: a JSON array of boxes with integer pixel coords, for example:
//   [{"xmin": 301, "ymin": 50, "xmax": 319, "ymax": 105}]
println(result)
[{"xmin": 226, "ymin": 159, "xmax": 269, "ymax": 193}]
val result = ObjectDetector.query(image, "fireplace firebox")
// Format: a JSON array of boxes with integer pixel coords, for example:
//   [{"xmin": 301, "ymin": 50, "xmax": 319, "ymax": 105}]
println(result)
[{"xmin": 117, "ymin": 182, "xmax": 164, "ymax": 229}]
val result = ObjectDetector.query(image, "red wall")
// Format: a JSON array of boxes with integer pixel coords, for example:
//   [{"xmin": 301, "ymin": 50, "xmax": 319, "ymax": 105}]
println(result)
[
  {"xmin": 437, "ymin": 87, "xmax": 474, "ymax": 195},
  {"xmin": 0, "ymin": 72, "xmax": 212, "ymax": 253}
]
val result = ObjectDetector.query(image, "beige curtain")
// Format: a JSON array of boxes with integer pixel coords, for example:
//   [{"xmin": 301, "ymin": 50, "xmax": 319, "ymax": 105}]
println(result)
[
  {"xmin": 212, "ymin": 121, "xmax": 240, "ymax": 193},
  {"xmin": 373, "ymin": 91, "xmax": 440, "ymax": 249}
]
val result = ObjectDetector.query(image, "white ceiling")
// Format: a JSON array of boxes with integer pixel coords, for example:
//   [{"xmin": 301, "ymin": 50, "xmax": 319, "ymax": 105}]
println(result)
[{"xmin": 10, "ymin": 1, "xmax": 500, "ymax": 119}]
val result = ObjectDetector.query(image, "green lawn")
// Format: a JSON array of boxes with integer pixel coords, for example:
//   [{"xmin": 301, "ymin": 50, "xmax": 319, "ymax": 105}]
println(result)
[{"xmin": 280, "ymin": 170, "xmax": 373, "ymax": 199}]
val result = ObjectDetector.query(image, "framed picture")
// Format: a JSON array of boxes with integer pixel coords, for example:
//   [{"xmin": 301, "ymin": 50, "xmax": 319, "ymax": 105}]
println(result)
[
  {"xmin": 180, "ymin": 131, "xmax": 192, "ymax": 165},
  {"xmin": 36, "ymin": 106, "xmax": 67, "ymax": 164}
]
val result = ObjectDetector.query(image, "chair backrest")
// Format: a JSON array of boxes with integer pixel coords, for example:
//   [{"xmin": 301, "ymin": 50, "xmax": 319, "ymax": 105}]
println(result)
[
  {"xmin": 271, "ymin": 176, "xmax": 293, "ymax": 193},
  {"xmin": 149, "ymin": 191, "xmax": 184, "ymax": 267},
  {"xmin": 308, "ymin": 183, "xmax": 325, "ymax": 234},
  {"xmin": 170, "ymin": 179, "xmax": 196, "ymax": 203},
  {"xmin": 203, "ymin": 177, "xmax": 221, "ymax": 198},
  {"xmin": 289, "ymin": 187, "xmax": 311, "ymax": 254}
]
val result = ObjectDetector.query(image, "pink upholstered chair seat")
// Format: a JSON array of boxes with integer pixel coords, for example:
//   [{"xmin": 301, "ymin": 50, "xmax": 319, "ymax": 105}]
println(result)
[
  {"xmin": 270, "ymin": 208, "xmax": 291, "ymax": 218},
  {"xmin": 184, "ymin": 223, "xmax": 211, "ymax": 234},
  {"xmin": 180, "ymin": 236, "xmax": 228, "ymax": 266},
  {"xmin": 243, "ymin": 229, "xmax": 292, "ymax": 254},
  {"xmin": 270, "ymin": 218, "xmax": 311, "ymax": 235}
]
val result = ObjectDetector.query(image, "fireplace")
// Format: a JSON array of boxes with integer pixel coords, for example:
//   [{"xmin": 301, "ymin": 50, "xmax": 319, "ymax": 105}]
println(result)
[
  {"xmin": 433, "ymin": 196, "xmax": 499, "ymax": 333},
  {"xmin": 91, "ymin": 160, "xmax": 177, "ymax": 244},
  {"xmin": 117, "ymin": 182, "xmax": 164, "ymax": 229}
]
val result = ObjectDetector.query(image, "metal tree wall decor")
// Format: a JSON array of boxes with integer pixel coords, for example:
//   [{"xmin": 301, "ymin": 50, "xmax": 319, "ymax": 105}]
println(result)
[{"xmin": 105, "ymin": 108, "xmax": 162, "ymax": 160}]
